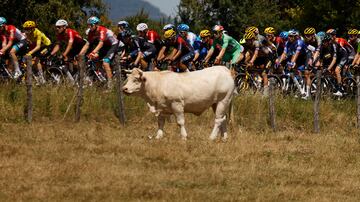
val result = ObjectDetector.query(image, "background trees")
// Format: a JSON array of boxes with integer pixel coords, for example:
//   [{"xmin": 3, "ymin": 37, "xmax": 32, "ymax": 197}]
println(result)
[{"xmin": 178, "ymin": 0, "xmax": 360, "ymax": 37}]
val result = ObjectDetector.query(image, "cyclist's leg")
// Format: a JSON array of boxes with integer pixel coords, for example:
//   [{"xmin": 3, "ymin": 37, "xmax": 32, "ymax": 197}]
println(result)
[{"xmin": 179, "ymin": 52, "xmax": 194, "ymax": 72}]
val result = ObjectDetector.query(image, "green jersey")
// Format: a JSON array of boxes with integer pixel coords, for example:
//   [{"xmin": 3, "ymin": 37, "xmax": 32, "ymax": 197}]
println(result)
[{"xmin": 212, "ymin": 33, "xmax": 241, "ymax": 54}]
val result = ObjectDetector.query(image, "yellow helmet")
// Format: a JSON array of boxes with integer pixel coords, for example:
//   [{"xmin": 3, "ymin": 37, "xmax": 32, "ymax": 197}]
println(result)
[
  {"xmin": 200, "ymin": 30, "xmax": 211, "ymax": 38},
  {"xmin": 264, "ymin": 27, "xmax": 276, "ymax": 35},
  {"xmin": 245, "ymin": 26, "xmax": 258, "ymax": 33},
  {"xmin": 244, "ymin": 31, "xmax": 256, "ymax": 40},
  {"xmin": 23, "ymin": 21, "xmax": 36, "ymax": 29},
  {"xmin": 348, "ymin": 29, "xmax": 359, "ymax": 35},
  {"xmin": 304, "ymin": 27, "xmax": 316, "ymax": 35},
  {"xmin": 164, "ymin": 29, "xmax": 176, "ymax": 39}
]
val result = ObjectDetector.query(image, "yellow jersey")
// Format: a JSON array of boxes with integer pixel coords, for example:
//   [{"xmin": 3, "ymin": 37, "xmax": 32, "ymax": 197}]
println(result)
[{"xmin": 27, "ymin": 28, "xmax": 51, "ymax": 47}]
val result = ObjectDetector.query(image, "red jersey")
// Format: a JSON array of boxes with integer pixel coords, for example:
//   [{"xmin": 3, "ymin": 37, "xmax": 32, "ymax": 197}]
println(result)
[
  {"xmin": 146, "ymin": 29, "xmax": 160, "ymax": 44},
  {"xmin": 2, "ymin": 25, "xmax": 26, "ymax": 41},
  {"xmin": 56, "ymin": 28, "xmax": 84, "ymax": 45},
  {"xmin": 88, "ymin": 26, "xmax": 118, "ymax": 46}
]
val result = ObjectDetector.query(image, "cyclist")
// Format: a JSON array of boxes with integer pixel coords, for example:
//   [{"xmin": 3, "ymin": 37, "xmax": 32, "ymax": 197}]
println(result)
[
  {"xmin": 302, "ymin": 27, "xmax": 322, "ymax": 99},
  {"xmin": 117, "ymin": 20, "xmax": 130, "ymax": 35},
  {"xmin": 157, "ymin": 29, "xmax": 194, "ymax": 72},
  {"xmin": 347, "ymin": 29, "xmax": 360, "ymax": 67},
  {"xmin": 50, "ymin": 19, "xmax": 89, "ymax": 84},
  {"xmin": 264, "ymin": 27, "xmax": 285, "ymax": 57},
  {"xmin": 0, "ymin": 17, "xmax": 28, "ymax": 79},
  {"xmin": 315, "ymin": 34, "xmax": 347, "ymax": 97},
  {"xmin": 87, "ymin": 16, "xmax": 119, "ymax": 88},
  {"xmin": 177, "ymin": 24, "xmax": 202, "ymax": 70},
  {"xmin": 276, "ymin": 29, "xmax": 308, "ymax": 97},
  {"xmin": 136, "ymin": 23, "xmax": 162, "ymax": 53},
  {"xmin": 23, "ymin": 21, "xmax": 52, "ymax": 84},
  {"xmin": 198, "ymin": 29, "xmax": 219, "ymax": 66},
  {"xmin": 121, "ymin": 30, "xmax": 157, "ymax": 70},
  {"xmin": 242, "ymin": 31, "xmax": 273, "ymax": 96},
  {"xmin": 204, "ymin": 25, "xmax": 243, "ymax": 66},
  {"xmin": 163, "ymin": 24, "xmax": 175, "ymax": 33}
]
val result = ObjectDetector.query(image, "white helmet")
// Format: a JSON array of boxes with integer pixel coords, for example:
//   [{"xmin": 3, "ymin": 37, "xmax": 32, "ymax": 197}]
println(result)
[
  {"xmin": 136, "ymin": 23, "xmax": 148, "ymax": 31},
  {"xmin": 55, "ymin": 19, "xmax": 68, "ymax": 27}
]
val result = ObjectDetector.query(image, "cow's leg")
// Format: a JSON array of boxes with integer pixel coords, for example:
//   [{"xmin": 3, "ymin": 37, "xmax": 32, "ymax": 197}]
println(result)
[
  {"xmin": 156, "ymin": 114, "xmax": 166, "ymax": 139},
  {"xmin": 220, "ymin": 117, "xmax": 228, "ymax": 140},
  {"xmin": 210, "ymin": 101, "xmax": 227, "ymax": 140},
  {"xmin": 171, "ymin": 102, "xmax": 187, "ymax": 140}
]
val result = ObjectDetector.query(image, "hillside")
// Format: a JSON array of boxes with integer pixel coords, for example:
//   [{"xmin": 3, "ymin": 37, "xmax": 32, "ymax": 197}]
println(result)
[{"xmin": 104, "ymin": 0, "xmax": 167, "ymax": 21}]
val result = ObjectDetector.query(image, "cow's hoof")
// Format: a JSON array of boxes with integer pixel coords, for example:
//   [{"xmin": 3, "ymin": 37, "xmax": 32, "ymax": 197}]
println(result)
[{"xmin": 155, "ymin": 131, "xmax": 164, "ymax": 139}]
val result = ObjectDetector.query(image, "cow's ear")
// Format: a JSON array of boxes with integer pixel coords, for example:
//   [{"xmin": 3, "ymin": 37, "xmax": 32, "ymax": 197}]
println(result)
[{"xmin": 141, "ymin": 75, "xmax": 147, "ymax": 83}]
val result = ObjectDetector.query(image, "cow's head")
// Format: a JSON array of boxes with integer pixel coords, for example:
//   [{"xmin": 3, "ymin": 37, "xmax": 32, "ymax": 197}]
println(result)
[{"xmin": 122, "ymin": 68, "xmax": 145, "ymax": 95}]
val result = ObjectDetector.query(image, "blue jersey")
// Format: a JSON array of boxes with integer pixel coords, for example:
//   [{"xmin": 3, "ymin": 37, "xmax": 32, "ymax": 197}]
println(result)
[{"xmin": 284, "ymin": 38, "xmax": 307, "ymax": 56}]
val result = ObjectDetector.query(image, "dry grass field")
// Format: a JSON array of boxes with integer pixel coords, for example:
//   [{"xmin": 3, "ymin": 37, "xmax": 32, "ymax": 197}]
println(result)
[{"xmin": 0, "ymin": 84, "xmax": 360, "ymax": 201}]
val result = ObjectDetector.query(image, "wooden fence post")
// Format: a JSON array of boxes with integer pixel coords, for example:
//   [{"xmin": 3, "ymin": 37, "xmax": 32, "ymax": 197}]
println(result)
[
  {"xmin": 25, "ymin": 55, "xmax": 33, "ymax": 123},
  {"xmin": 314, "ymin": 69, "xmax": 322, "ymax": 133},
  {"xmin": 75, "ymin": 55, "xmax": 85, "ymax": 122},
  {"xmin": 357, "ymin": 75, "xmax": 360, "ymax": 128},
  {"xmin": 268, "ymin": 78, "xmax": 276, "ymax": 131},
  {"xmin": 114, "ymin": 54, "xmax": 126, "ymax": 125}
]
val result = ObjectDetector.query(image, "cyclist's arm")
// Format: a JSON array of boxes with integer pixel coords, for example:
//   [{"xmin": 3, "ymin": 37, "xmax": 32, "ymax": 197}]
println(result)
[
  {"xmin": 250, "ymin": 49, "xmax": 259, "ymax": 64},
  {"xmin": 204, "ymin": 47, "xmax": 214, "ymax": 63},
  {"xmin": 50, "ymin": 43, "xmax": 60, "ymax": 56},
  {"xmin": 193, "ymin": 52, "xmax": 200, "ymax": 62},
  {"xmin": 63, "ymin": 40, "xmax": 74, "ymax": 57},
  {"xmin": 28, "ymin": 35, "xmax": 42, "ymax": 56},
  {"xmin": 1, "ymin": 36, "xmax": 6, "ymax": 50},
  {"xmin": 172, "ymin": 49, "xmax": 182, "ymax": 61},
  {"xmin": 216, "ymin": 48, "xmax": 226, "ymax": 61},
  {"xmin": 92, "ymin": 40, "xmax": 104, "ymax": 54},
  {"xmin": 2, "ymin": 31, "xmax": 15, "ymax": 52},
  {"xmin": 328, "ymin": 56, "xmax": 337, "ymax": 70},
  {"xmin": 157, "ymin": 46, "xmax": 167, "ymax": 61}
]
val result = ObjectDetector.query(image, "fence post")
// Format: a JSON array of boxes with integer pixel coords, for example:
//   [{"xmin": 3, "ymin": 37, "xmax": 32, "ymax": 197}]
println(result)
[
  {"xmin": 314, "ymin": 69, "xmax": 322, "ymax": 133},
  {"xmin": 75, "ymin": 54, "xmax": 85, "ymax": 122},
  {"xmin": 25, "ymin": 55, "xmax": 33, "ymax": 123},
  {"xmin": 357, "ymin": 75, "xmax": 360, "ymax": 128},
  {"xmin": 114, "ymin": 54, "xmax": 126, "ymax": 125},
  {"xmin": 268, "ymin": 78, "xmax": 276, "ymax": 131}
]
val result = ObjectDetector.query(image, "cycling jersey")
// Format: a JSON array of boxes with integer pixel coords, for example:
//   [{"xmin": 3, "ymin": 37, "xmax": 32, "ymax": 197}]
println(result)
[
  {"xmin": 336, "ymin": 37, "xmax": 355, "ymax": 60},
  {"xmin": 165, "ymin": 35, "xmax": 194, "ymax": 54},
  {"xmin": 26, "ymin": 28, "xmax": 51, "ymax": 47},
  {"xmin": 284, "ymin": 39, "xmax": 307, "ymax": 56},
  {"xmin": 349, "ymin": 38, "xmax": 360, "ymax": 54},
  {"xmin": 57, "ymin": 28, "xmax": 85, "ymax": 45},
  {"xmin": 0, "ymin": 34, "xmax": 5, "ymax": 44},
  {"xmin": 2, "ymin": 25, "xmax": 26, "ymax": 42},
  {"xmin": 243, "ymin": 40, "xmax": 271, "ymax": 57},
  {"xmin": 211, "ymin": 33, "xmax": 241, "ymax": 54},
  {"xmin": 319, "ymin": 42, "xmax": 347, "ymax": 68},
  {"xmin": 88, "ymin": 26, "xmax": 118, "ymax": 46},
  {"xmin": 127, "ymin": 36, "xmax": 156, "ymax": 61}
]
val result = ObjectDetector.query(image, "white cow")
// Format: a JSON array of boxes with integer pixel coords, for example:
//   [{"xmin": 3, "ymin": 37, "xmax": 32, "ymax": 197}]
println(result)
[{"xmin": 122, "ymin": 66, "xmax": 235, "ymax": 140}]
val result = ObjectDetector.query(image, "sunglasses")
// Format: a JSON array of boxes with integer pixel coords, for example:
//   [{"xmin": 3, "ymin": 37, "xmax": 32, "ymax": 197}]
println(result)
[{"xmin": 56, "ymin": 26, "xmax": 63, "ymax": 29}]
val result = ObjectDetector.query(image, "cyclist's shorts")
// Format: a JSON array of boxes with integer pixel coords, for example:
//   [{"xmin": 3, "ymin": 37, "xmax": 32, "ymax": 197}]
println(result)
[
  {"xmin": 336, "ymin": 56, "xmax": 348, "ymax": 68},
  {"xmin": 100, "ymin": 43, "xmax": 118, "ymax": 64},
  {"xmin": 223, "ymin": 48, "xmax": 242, "ymax": 65},
  {"xmin": 11, "ymin": 40, "xmax": 28, "ymax": 54},
  {"xmin": 180, "ymin": 52, "xmax": 195, "ymax": 65},
  {"xmin": 142, "ymin": 47, "xmax": 157, "ymax": 62}
]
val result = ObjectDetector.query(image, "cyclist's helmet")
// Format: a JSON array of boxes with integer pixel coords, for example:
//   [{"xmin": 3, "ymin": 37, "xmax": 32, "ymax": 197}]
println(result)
[
  {"xmin": 244, "ymin": 31, "xmax": 256, "ymax": 40},
  {"xmin": 163, "ymin": 24, "xmax": 175, "ymax": 31},
  {"xmin": 326, "ymin": 29, "xmax": 336, "ymax": 35},
  {"xmin": 212, "ymin": 25, "xmax": 224, "ymax": 33},
  {"xmin": 164, "ymin": 29, "xmax": 176, "ymax": 39},
  {"xmin": 304, "ymin": 27, "xmax": 316, "ymax": 35},
  {"xmin": 288, "ymin": 29, "xmax": 299, "ymax": 36},
  {"xmin": 279, "ymin": 31, "xmax": 288, "ymax": 39},
  {"xmin": 136, "ymin": 23, "xmax": 148, "ymax": 31},
  {"xmin": 322, "ymin": 34, "xmax": 332, "ymax": 42},
  {"xmin": 177, "ymin": 24, "xmax": 190, "ymax": 32},
  {"xmin": 316, "ymin": 31, "xmax": 326, "ymax": 39},
  {"xmin": 87, "ymin": 16, "xmax": 100, "ymax": 25},
  {"xmin": 348, "ymin": 28, "xmax": 359, "ymax": 35},
  {"xmin": 199, "ymin": 29, "xmax": 211, "ymax": 38},
  {"xmin": 0, "ymin": 17, "xmax": 7, "ymax": 26},
  {"xmin": 121, "ymin": 30, "xmax": 132, "ymax": 38},
  {"xmin": 23, "ymin": 21, "xmax": 36, "ymax": 29},
  {"xmin": 264, "ymin": 27, "xmax": 276, "ymax": 35},
  {"xmin": 118, "ymin": 20, "xmax": 129, "ymax": 28},
  {"xmin": 245, "ymin": 26, "xmax": 258, "ymax": 33},
  {"xmin": 55, "ymin": 19, "xmax": 68, "ymax": 27}
]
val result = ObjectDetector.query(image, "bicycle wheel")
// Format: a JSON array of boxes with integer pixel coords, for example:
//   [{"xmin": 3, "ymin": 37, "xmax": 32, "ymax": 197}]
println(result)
[
  {"xmin": 45, "ymin": 67, "xmax": 64, "ymax": 85},
  {"xmin": 310, "ymin": 76, "xmax": 331, "ymax": 98},
  {"xmin": 268, "ymin": 75, "xmax": 283, "ymax": 91},
  {"xmin": 342, "ymin": 77, "xmax": 357, "ymax": 98}
]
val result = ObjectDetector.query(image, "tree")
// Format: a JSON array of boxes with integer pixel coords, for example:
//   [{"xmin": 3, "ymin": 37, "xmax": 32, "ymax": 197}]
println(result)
[{"xmin": 0, "ymin": 0, "xmax": 107, "ymax": 38}]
